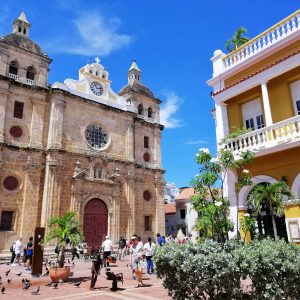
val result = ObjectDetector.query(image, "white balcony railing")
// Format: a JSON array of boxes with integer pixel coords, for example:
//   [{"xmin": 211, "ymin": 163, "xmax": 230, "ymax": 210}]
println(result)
[
  {"xmin": 223, "ymin": 115, "xmax": 300, "ymax": 154},
  {"xmin": 25, "ymin": 78, "xmax": 36, "ymax": 85},
  {"xmin": 223, "ymin": 10, "xmax": 300, "ymax": 70},
  {"xmin": 8, "ymin": 73, "xmax": 19, "ymax": 81},
  {"xmin": 8, "ymin": 73, "xmax": 36, "ymax": 86}
]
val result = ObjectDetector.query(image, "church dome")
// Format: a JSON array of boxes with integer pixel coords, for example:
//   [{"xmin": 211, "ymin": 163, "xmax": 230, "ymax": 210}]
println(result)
[
  {"xmin": 119, "ymin": 80, "xmax": 154, "ymax": 98},
  {"xmin": 2, "ymin": 33, "xmax": 46, "ymax": 56}
]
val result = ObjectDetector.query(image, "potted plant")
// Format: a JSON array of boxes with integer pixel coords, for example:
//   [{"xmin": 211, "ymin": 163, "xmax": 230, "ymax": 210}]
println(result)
[{"xmin": 42, "ymin": 211, "xmax": 83, "ymax": 282}]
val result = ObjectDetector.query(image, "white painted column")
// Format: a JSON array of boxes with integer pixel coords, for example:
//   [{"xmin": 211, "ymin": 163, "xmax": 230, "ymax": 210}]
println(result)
[
  {"xmin": 261, "ymin": 82, "xmax": 273, "ymax": 126},
  {"xmin": 0, "ymin": 88, "xmax": 9, "ymax": 143},
  {"xmin": 215, "ymin": 103, "xmax": 229, "ymax": 142}
]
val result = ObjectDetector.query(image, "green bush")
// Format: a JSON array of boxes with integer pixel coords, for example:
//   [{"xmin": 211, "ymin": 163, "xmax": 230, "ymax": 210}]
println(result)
[{"xmin": 154, "ymin": 238, "xmax": 300, "ymax": 300}]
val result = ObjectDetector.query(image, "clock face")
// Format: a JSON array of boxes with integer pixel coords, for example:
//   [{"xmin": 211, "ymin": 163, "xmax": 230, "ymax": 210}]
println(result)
[
  {"xmin": 85, "ymin": 124, "xmax": 109, "ymax": 150},
  {"xmin": 90, "ymin": 81, "xmax": 103, "ymax": 96}
]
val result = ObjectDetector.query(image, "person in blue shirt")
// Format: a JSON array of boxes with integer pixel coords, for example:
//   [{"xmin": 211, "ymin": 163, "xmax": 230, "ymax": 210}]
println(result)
[{"xmin": 156, "ymin": 233, "xmax": 166, "ymax": 246}]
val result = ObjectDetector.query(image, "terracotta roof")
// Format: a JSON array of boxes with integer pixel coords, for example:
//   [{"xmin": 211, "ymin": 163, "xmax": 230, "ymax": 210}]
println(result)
[
  {"xmin": 176, "ymin": 187, "xmax": 195, "ymax": 201},
  {"xmin": 165, "ymin": 203, "xmax": 176, "ymax": 215},
  {"xmin": 213, "ymin": 48, "xmax": 300, "ymax": 96}
]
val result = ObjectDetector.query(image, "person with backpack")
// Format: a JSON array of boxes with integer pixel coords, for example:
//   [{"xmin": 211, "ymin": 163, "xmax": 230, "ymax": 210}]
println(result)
[
  {"xmin": 118, "ymin": 237, "xmax": 126, "ymax": 261},
  {"xmin": 25, "ymin": 236, "xmax": 34, "ymax": 271}
]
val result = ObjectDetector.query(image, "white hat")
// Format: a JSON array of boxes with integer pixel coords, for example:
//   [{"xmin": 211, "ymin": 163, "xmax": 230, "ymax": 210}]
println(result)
[{"xmin": 105, "ymin": 236, "xmax": 109, "ymax": 239}]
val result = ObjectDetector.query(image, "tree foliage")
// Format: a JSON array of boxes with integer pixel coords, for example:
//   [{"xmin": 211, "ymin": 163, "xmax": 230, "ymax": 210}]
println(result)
[{"xmin": 225, "ymin": 27, "xmax": 250, "ymax": 53}]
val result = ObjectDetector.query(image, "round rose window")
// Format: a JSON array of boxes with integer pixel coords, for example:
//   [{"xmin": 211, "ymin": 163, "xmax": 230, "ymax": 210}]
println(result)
[
  {"xmin": 143, "ymin": 190, "xmax": 151, "ymax": 201},
  {"xmin": 143, "ymin": 152, "xmax": 150, "ymax": 162},
  {"xmin": 3, "ymin": 176, "xmax": 19, "ymax": 191},
  {"xmin": 10, "ymin": 126, "xmax": 23, "ymax": 138},
  {"xmin": 85, "ymin": 124, "xmax": 109, "ymax": 150}
]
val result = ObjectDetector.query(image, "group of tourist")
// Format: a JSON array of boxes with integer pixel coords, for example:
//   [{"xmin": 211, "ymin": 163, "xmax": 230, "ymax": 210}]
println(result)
[{"xmin": 10, "ymin": 236, "xmax": 34, "ymax": 272}]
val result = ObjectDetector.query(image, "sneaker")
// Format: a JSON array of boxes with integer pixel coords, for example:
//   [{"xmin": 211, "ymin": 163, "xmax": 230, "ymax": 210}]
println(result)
[
  {"xmin": 11, "ymin": 263, "xmax": 16, "ymax": 266},
  {"xmin": 25, "ymin": 268, "xmax": 30, "ymax": 271}
]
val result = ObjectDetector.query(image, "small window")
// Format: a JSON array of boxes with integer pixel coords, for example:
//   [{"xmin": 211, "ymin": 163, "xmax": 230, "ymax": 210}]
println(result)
[
  {"xmin": 245, "ymin": 118, "xmax": 255, "ymax": 130},
  {"xmin": 144, "ymin": 136, "xmax": 149, "ymax": 148},
  {"xmin": 0, "ymin": 211, "xmax": 13, "ymax": 231},
  {"xmin": 143, "ymin": 152, "xmax": 150, "ymax": 162},
  {"xmin": 256, "ymin": 114, "xmax": 265, "ymax": 129},
  {"xmin": 13, "ymin": 101, "xmax": 24, "ymax": 119},
  {"xmin": 18, "ymin": 27, "xmax": 21, "ymax": 33},
  {"xmin": 180, "ymin": 209, "xmax": 186, "ymax": 219},
  {"xmin": 89, "ymin": 70, "xmax": 93, "ymax": 74},
  {"xmin": 148, "ymin": 107, "xmax": 153, "ymax": 118},
  {"xmin": 145, "ymin": 216, "xmax": 151, "ymax": 231},
  {"xmin": 143, "ymin": 190, "xmax": 151, "ymax": 201},
  {"xmin": 23, "ymin": 28, "xmax": 26, "ymax": 35},
  {"xmin": 9, "ymin": 61, "xmax": 18, "ymax": 75},
  {"xmin": 138, "ymin": 104, "xmax": 144, "ymax": 115},
  {"xmin": 26, "ymin": 66, "xmax": 35, "ymax": 80},
  {"xmin": 296, "ymin": 100, "xmax": 300, "ymax": 115},
  {"xmin": 95, "ymin": 71, "xmax": 99, "ymax": 76}
]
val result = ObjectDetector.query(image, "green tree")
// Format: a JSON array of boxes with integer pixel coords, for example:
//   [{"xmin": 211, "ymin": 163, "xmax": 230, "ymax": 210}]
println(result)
[
  {"xmin": 42, "ymin": 211, "xmax": 83, "ymax": 267},
  {"xmin": 248, "ymin": 181, "xmax": 294, "ymax": 238},
  {"xmin": 191, "ymin": 147, "xmax": 254, "ymax": 242},
  {"xmin": 239, "ymin": 213, "xmax": 256, "ymax": 242},
  {"xmin": 225, "ymin": 27, "xmax": 250, "ymax": 53}
]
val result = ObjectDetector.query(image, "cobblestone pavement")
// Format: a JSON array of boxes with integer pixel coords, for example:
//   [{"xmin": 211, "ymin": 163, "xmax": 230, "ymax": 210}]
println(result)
[{"xmin": 0, "ymin": 255, "xmax": 171, "ymax": 300}]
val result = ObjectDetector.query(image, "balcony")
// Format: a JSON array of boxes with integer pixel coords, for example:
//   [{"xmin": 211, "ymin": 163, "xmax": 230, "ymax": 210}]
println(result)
[
  {"xmin": 223, "ymin": 10, "xmax": 300, "ymax": 71},
  {"xmin": 8, "ymin": 73, "xmax": 36, "ymax": 86},
  {"xmin": 222, "ymin": 115, "xmax": 300, "ymax": 155}
]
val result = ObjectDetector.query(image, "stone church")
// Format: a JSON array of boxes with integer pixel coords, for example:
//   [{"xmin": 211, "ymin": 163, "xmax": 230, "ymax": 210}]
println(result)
[{"xmin": 0, "ymin": 13, "xmax": 165, "ymax": 251}]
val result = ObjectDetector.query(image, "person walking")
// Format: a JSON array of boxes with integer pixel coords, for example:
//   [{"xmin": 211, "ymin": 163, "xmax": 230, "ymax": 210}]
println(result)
[
  {"xmin": 25, "ymin": 236, "xmax": 34, "ymax": 271},
  {"xmin": 118, "ymin": 237, "xmax": 126, "ymax": 261},
  {"xmin": 101, "ymin": 236, "xmax": 113, "ymax": 267},
  {"xmin": 12, "ymin": 237, "xmax": 22, "ymax": 266},
  {"xmin": 10, "ymin": 241, "xmax": 16, "ymax": 265},
  {"xmin": 144, "ymin": 237, "xmax": 156, "ymax": 274},
  {"xmin": 130, "ymin": 236, "xmax": 145, "ymax": 288},
  {"xmin": 90, "ymin": 254, "xmax": 103, "ymax": 290}
]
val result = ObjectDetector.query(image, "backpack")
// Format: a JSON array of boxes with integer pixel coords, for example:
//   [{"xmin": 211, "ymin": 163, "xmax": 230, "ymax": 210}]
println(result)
[
  {"xmin": 54, "ymin": 245, "xmax": 60, "ymax": 254},
  {"xmin": 10, "ymin": 245, "xmax": 14, "ymax": 253}
]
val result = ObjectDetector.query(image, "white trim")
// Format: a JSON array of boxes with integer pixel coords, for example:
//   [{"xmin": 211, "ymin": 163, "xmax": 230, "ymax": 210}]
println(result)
[
  {"xmin": 213, "ymin": 52, "xmax": 300, "ymax": 104},
  {"xmin": 291, "ymin": 173, "xmax": 300, "ymax": 198},
  {"xmin": 285, "ymin": 217, "xmax": 300, "ymax": 242},
  {"xmin": 238, "ymin": 175, "xmax": 277, "ymax": 207}
]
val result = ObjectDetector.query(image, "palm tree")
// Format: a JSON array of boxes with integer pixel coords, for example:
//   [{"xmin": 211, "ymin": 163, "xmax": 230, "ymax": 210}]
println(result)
[
  {"xmin": 225, "ymin": 27, "xmax": 250, "ymax": 53},
  {"xmin": 42, "ymin": 211, "xmax": 83, "ymax": 267},
  {"xmin": 247, "ymin": 182, "xmax": 294, "ymax": 238}
]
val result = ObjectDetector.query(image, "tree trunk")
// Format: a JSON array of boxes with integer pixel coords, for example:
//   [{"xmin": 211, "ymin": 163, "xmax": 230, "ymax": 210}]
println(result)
[{"xmin": 271, "ymin": 214, "xmax": 278, "ymax": 238}]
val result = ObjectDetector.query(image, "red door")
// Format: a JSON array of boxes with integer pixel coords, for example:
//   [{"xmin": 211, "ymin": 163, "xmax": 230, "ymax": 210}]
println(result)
[{"xmin": 84, "ymin": 199, "xmax": 108, "ymax": 248}]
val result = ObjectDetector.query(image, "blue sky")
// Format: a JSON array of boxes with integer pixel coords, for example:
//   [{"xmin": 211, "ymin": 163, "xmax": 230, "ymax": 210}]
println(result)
[{"xmin": 1, "ymin": 1, "xmax": 299, "ymax": 187}]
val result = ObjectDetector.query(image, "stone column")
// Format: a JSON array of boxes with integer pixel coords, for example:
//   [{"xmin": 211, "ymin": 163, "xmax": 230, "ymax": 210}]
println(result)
[
  {"xmin": 112, "ymin": 185, "xmax": 121, "ymax": 243},
  {"xmin": 215, "ymin": 103, "xmax": 229, "ymax": 142},
  {"xmin": 40, "ymin": 155, "xmax": 63, "ymax": 234},
  {"xmin": 154, "ymin": 173, "xmax": 165, "ymax": 235},
  {"xmin": 261, "ymin": 82, "xmax": 273, "ymax": 126},
  {"xmin": 29, "ymin": 98, "xmax": 46, "ymax": 149},
  {"xmin": 126, "ymin": 120, "xmax": 134, "ymax": 161},
  {"xmin": 20, "ymin": 156, "xmax": 44, "ymax": 237},
  {"xmin": 0, "ymin": 85, "xmax": 9, "ymax": 143},
  {"xmin": 125, "ymin": 170, "xmax": 136, "ymax": 237},
  {"xmin": 47, "ymin": 92, "xmax": 65, "ymax": 150},
  {"xmin": 153, "ymin": 128, "xmax": 162, "ymax": 167}
]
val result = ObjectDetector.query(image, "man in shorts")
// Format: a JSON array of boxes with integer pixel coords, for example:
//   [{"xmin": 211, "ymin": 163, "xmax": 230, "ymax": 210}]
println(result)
[
  {"xmin": 12, "ymin": 237, "xmax": 22, "ymax": 266},
  {"xmin": 25, "ymin": 236, "xmax": 33, "ymax": 271}
]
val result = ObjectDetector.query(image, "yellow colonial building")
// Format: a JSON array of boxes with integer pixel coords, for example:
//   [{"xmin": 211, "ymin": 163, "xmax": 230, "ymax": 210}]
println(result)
[{"xmin": 207, "ymin": 10, "xmax": 300, "ymax": 242}]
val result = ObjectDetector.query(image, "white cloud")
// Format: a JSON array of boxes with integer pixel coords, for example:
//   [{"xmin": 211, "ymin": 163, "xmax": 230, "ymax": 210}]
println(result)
[
  {"xmin": 45, "ymin": 12, "xmax": 132, "ymax": 56},
  {"xmin": 185, "ymin": 140, "xmax": 209, "ymax": 145},
  {"xmin": 160, "ymin": 91, "xmax": 183, "ymax": 129}
]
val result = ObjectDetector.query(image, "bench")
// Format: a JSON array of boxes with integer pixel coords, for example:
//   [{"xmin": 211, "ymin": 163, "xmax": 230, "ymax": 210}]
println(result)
[{"xmin": 105, "ymin": 268, "xmax": 123, "ymax": 291}]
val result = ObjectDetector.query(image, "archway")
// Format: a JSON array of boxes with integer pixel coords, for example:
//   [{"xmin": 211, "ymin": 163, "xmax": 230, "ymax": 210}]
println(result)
[{"xmin": 83, "ymin": 198, "xmax": 108, "ymax": 248}]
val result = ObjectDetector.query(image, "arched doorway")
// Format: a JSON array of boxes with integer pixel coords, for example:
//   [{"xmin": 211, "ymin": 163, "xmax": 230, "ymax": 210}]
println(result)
[{"xmin": 84, "ymin": 198, "xmax": 108, "ymax": 248}]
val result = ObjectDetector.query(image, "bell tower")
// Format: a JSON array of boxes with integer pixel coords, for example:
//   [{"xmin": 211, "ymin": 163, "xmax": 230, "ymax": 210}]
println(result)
[
  {"xmin": 128, "ymin": 60, "xmax": 141, "ymax": 83},
  {"xmin": 12, "ymin": 12, "xmax": 31, "ymax": 37}
]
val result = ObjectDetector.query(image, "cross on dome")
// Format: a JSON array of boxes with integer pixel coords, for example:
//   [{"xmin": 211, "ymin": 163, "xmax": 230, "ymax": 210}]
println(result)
[{"xmin": 95, "ymin": 57, "xmax": 100, "ymax": 64}]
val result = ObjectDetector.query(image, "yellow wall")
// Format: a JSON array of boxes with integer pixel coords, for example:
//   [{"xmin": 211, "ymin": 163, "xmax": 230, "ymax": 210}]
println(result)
[
  {"xmin": 285, "ymin": 205, "xmax": 300, "ymax": 218},
  {"xmin": 245, "ymin": 146, "xmax": 300, "ymax": 188},
  {"xmin": 225, "ymin": 39, "xmax": 300, "ymax": 87},
  {"xmin": 226, "ymin": 66, "xmax": 300, "ymax": 133}
]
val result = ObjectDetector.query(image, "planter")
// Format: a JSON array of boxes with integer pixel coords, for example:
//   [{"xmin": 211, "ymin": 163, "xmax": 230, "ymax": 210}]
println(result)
[{"xmin": 49, "ymin": 266, "xmax": 71, "ymax": 283}]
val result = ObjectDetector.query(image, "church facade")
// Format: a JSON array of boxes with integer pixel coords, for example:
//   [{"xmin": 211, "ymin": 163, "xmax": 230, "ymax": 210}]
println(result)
[{"xmin": 0, "ymin": 13, "xmax": 165, "ymax": 251}]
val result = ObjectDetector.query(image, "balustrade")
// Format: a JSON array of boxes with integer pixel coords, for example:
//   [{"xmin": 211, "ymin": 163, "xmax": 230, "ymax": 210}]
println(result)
[
  {"xmin": 222, "ymin": 115, "xmax": 300, "ymax": 154},
  {"xmin": 223, "ymin": 10, "xmax": 300, "ymax": 70}
]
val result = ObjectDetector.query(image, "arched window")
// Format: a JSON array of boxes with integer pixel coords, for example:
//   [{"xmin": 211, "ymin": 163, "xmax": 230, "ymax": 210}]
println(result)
[
  {"xmin": 148, "ymin": 107, "xmax": 153, "ymax": 118},
  {"xmin": 96, "ymin": 71, "xmax": 99, "ymax": 76},
  {"xmin": 26, "ymin": 66, "xmax": 35, "ymax": 80},
  {"xmin": 138, "ymin": 104, "xmax": 144, "ymax": 115},
  {"xmin": 18, "ymin": 27, "xmax": 21, "ymax": 33},
  {"xmin": 23, "ymin": 28, "xmax": 26, "ymax": 35},
  {"xmin": 9, "ymin": 61, "xmax": 19, "ymax": 75}
]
